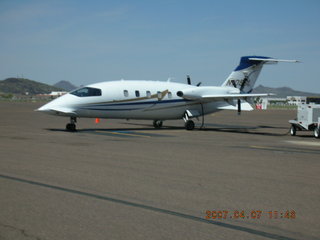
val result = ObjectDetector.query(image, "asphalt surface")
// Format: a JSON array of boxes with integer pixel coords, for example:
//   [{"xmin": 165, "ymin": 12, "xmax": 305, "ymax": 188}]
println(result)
[{"xmin": 0, "ymin": 102, "xmax": 319, "ymax": 240}]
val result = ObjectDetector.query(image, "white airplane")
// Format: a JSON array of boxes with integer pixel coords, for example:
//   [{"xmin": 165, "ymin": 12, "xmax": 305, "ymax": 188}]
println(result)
[{"xmin": 37, "ymin": 56, "xmax": 298, "ymax": 131}]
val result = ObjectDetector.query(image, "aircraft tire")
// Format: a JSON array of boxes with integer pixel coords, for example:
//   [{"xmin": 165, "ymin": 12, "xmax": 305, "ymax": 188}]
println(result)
[
  {"xmin": 66, "ymin": 123, "xmax": 76, "ymax": 132},
  {"xmin": 153, "ymin": 120, "xmax": 163, "ymax": 129},
  {"xmin": 314, "ymin": 127, "xmax": 320, "ymax": 139},
  {"xmin": 185, "ymin": 120, "xmax": 195, "ymax": 130},
  {"xmin": 290, "ymin": 125, "xmax": 296, "ymax": 136}
]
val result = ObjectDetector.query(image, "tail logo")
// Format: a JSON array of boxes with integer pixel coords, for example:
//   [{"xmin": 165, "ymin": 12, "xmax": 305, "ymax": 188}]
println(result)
[{"xmin": 225, "ymin": 79, "xmax": 251, "ymax": 89}]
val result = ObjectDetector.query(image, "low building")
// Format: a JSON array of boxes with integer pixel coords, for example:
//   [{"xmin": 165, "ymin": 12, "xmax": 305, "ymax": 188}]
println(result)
[
  {"xmin": 287, "ymin": 96, "xmax": 306, "ymax": 105},
  {"xmin": 49, "ymin": 91, "xmax": 67, "ymax": 96}
]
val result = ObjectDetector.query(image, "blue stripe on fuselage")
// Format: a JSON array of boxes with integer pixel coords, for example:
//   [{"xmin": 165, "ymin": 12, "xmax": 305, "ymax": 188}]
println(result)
[
  {"xmin": 80, "ymin": 108, "xmax": 143, "ymax": 111},
  {"xmin": 82, "ymin": 99, "xmax": 189, "ymax": 108}
]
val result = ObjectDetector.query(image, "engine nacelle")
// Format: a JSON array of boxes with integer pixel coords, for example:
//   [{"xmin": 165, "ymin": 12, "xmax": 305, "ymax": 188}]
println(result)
[{"xmin": 177, "ymin": 87, "xmax": 240, "ymax": 100}]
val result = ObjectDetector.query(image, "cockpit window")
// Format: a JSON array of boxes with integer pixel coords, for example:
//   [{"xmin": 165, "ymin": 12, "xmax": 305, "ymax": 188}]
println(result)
[{"xmin": 70, "ymin": 87, "xmax": 102, "ymax": 97}]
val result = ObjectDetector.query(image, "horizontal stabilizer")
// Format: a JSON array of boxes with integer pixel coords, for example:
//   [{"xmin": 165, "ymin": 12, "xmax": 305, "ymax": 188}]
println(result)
[{"xmin": 248, "ymin": 58, "xmax": 299, "ymax": 63}]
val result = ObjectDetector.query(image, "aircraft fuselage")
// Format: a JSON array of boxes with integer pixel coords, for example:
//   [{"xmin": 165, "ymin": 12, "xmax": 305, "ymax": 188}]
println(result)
[{"xmin": 39, "ymin": 80, "xmax": 235, "ymax": 120}]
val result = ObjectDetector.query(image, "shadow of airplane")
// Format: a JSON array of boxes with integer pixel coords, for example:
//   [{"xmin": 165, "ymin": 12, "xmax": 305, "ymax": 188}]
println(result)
[
  {"xmin": 45, "ymin": 122, "xmax": 319, "ymax": 138},
  {"xmin": 46, "ymin": 127, "xmax": 289, "ymax": 137},
  {"xmin": 120, "ymin": 122, "xmax": 292, "ymax": 137},
  {"xmin": 47, "ymin": 126, "xmax": 181, "ymax": 132}
]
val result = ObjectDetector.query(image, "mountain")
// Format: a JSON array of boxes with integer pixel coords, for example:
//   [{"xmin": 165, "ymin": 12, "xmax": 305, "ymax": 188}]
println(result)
[
  {"xmin": 53, "ymin": 80, "xmax": 77, "ymax": 91},
  {"xmin": 0, "ymin": 78, "xmax": 63, "ymax": 95},
  {"xmin": 1, "ymin": 77, "xmax": 318, "ymax": 98},
  {"xmin": 252, "ymin": 85, "xmax": 319, "ymax": 98}
]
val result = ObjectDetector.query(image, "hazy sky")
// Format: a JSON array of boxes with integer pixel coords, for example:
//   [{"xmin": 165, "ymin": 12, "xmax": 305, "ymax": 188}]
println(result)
[{"xmin": 1, "ymin": 0, "xmax": 319, "ymax": 92}]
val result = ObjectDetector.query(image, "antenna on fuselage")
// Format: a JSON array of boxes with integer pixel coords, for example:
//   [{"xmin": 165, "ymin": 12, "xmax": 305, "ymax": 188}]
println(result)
[{"xmin": 187, "ymin": 75, "xmax": 191, "ymax": 85}]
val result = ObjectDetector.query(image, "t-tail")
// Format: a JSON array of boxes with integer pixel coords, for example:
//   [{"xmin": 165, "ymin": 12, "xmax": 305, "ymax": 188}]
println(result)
[{"xmin": 221, "ymin": 56, "xmax": 299, "ymax": 93}]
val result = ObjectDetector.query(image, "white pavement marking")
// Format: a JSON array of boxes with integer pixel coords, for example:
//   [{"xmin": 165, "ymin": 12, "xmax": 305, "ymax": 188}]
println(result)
[{"xmin": 284, "ymin": 140, "xmax": 320, "ymax": 147}]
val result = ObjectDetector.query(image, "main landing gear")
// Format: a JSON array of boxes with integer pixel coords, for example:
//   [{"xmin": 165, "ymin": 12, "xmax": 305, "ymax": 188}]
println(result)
[
  {"xmin": 153, "ymin": 120, "xmax": 163, "ymax": 129},
  {"xmin": 66, "ymin": 117, "xmax": 77, "ymax": 131},
  {"xmin": 184, "ymin": 120, "xmax": 195, "ymax": 130},
  {"xmin": 152, "ymin": 119, "xmax": 195, "ymax": 130},
  {"xmin": 153, "ymin": 111, "xmax": 197, "ymax": 131},
  {"xmin": 183, "ymin": 111, "xmax": 195, "ymax": 130}
]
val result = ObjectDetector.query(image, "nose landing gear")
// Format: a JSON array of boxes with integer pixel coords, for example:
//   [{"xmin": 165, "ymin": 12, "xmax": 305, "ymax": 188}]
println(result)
[{"xmin": 66, "ymin": 117, "xmax": 77, "ymax": 131}]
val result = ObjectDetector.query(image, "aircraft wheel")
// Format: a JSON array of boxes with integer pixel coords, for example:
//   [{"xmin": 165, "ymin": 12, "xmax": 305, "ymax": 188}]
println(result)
[
  {"xmin": 314, "ymin": 127, "xmax": 320, "ymax": 138},
  {"xmin": 66, "ymin": 123, "xmax": 76, "ymax": 132},
  {"xmin": 185, "ymin": 120, "xmax": 195, "ymax": 130},
  {"xmin": 290, "ymin": 125, "xmax": 296, "ymax": 136},
  {"xmin": 153, "ymin": 120, "xmax": 163, "ymax": 129}
]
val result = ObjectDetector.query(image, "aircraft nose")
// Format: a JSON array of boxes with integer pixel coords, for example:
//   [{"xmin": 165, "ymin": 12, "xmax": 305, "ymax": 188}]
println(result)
[
  {"xmin": 36, "ymin": 95, "xmax": 64, "ymax": 112},
  {"xmin": 35, "ymin": 93, "xmax": 76, "ymax": 114},
  {"xmin": 36, "ymin": 103, "xmax": 51, "ymax": 112}
]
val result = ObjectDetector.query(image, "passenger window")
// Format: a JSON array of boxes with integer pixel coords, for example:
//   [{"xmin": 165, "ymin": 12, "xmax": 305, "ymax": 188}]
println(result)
[
  {"xmin": 70, "ymin": 87, "xmax": 102, "ymax": 97},
  {"xmin": 146, "ymin": 91, "xmax": 151, "ymax": 98},
  {"xmin": 135, "ymin": 90, "xmax": 140, "ymax": 97},
  {"xmin": 168, "ymin": 92, "xmax": 172, "ymax": 99},
  {"xmin": 124, "ymin": 90, "xmax": 129, "ymax": 97},
  {"xmin": 157, "ymin": 91, "xmax": 162, "ymax": 100}
]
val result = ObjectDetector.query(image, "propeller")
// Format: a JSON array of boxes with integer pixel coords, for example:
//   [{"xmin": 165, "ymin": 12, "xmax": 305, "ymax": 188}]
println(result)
[
  {"xmin": 187, "ymin": 75, "xmax": 201, "ymax": 87},
  {"xmin": 237, "ymin": 99, "xmax": 241, "ymax": 115},
  {"xmin": 238, "ymin": 72, "xmax": 251, "ymax": 114}
]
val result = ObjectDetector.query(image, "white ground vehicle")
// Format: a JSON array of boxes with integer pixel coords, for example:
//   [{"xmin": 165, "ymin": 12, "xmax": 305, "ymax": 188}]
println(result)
[{"xmin": 289, "ymin": 103, "xmax": 320, "ymax": 138}]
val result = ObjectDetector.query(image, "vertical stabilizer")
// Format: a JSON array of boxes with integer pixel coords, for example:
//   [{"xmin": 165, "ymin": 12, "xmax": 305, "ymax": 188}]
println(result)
[{"xmin": 221, "ymin": 56, "xmax": 298, "ymax": 93}]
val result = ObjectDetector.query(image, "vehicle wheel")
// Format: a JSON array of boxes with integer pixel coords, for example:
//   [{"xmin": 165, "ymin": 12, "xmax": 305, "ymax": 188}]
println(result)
[
  {"xmin": 66, "ymin": 123, "xmax": 76, "ymax": 131},
  {"xmin": 185, "ymin": 120, "xmax": 195, "ymax": 130},
  {"xmin": 314, "ymin": 127, "xmax": 320, "ymax": 138},
  {"xmin": 290, "ymin": 125, "xmax": 296, "ymax": 136},
  {"xmin": 153, "ymin": 120, "xmax": 163, "ymax": 129}
]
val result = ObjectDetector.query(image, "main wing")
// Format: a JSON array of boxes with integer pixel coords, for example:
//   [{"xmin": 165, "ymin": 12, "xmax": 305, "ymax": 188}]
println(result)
[
  {"xmin": 177, "ymin": 87, "xmax": 273, "ymax": 111},
  {"xmin": 200, "ymin": 93, "xmax": 273, "ymax": 101},
  {"xmin": 177, "ymin": 87, "xmax": 273, "ymax": 101}
]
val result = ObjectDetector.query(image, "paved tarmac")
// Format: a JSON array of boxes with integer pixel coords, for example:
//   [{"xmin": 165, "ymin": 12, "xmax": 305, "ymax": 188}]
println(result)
[{"xmin": 0, "ymin": 102, "xmax": 319, "ymax": 240}]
